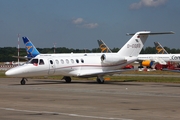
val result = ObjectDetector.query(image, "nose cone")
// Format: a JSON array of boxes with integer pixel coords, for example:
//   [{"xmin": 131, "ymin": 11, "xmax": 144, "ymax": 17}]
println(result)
[
  {"xmin": 5, "ymin": 69, "xmax": 17, "ymax": 76},
  {"xmin": 5, "ymin": 66, "xmax": 24, "ymax": 77},
  {"xmin": 5, "ymin": 70, "xmax": 10, "ymax": 76}
]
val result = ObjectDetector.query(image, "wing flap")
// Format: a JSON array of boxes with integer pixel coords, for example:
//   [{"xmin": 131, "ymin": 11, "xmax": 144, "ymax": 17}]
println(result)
[{"xmin": 77, "ymin": 69, "xmax": 135, "ymax": 77}]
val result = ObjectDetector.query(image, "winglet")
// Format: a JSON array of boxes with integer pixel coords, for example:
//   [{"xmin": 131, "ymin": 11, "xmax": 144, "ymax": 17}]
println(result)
[{"xmin": 22, "ymin": 37, "xmax": 40, "ymax": 59}]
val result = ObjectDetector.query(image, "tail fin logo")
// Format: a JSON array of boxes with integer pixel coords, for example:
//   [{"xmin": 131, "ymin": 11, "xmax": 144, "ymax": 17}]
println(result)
[
  {"xmin": 26, "ymin": 46, "xmax": 33, "ymax": 51},
  {"xmin": 25, "ymin": 42, "xmax": 34, "ymax": 53},
  {"xmin": 156, "ymin": 45, "xmax": 164, "ymax": 54},
  {"xmin": 100, "ymin": 44, "xmax": 108, "ymax": 53}
]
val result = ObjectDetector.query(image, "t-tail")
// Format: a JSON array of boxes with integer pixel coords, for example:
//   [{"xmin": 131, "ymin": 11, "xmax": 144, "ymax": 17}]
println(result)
[
  {"xmin": 117, "ymin": 31, "xmax": 174, "ymax": 57},
  {"xmin": 22, "ymin": 37, "xmax": 40, "ymax": 59}
]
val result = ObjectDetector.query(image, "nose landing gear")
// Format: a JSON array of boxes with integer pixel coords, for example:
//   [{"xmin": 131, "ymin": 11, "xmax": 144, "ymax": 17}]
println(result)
[{"xmin": 20, "ymin": 78, "xmax": 27, "ymax": 85}]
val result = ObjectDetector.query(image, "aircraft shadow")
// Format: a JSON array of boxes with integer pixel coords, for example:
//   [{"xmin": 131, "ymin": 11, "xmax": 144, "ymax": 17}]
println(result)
[
  {"xmin": 163, "ymin": 84, "xmax": 180, "ymax": 88},
  {"xmin": 10, "ymin": 79, "xmax": 143, "ymax": 86}
]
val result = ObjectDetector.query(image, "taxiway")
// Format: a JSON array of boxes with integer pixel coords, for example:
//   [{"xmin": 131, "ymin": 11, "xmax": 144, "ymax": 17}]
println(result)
[{"xmin": 0, "ymin": 78, "xmax": 179, "ymax": 120}]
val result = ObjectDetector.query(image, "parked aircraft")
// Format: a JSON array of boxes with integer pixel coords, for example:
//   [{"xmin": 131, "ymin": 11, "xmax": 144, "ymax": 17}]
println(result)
[{"xmin": 5, "ymin": 31, "xmax": 172, "ymax": 85}]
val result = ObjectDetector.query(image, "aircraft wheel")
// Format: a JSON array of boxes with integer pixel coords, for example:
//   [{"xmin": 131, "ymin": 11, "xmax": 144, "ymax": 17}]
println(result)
[
  {"xmin": 65, "ymin": 77, "xmax": 71, "ymax": 83},
  {"xmin": 138, "ymin": 66, "xmax": 143, "ymax": 68},
  {"xmin": 20, "ymin": 78, "xmax": 27, "ymax": 85},
  {"xmin": 96, "ymin": 78, "xmax": 104, "ymax": 84}
]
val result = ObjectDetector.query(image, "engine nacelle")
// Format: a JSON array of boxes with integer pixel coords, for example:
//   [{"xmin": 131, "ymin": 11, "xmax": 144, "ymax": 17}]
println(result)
[
  {"xmin": 100, "ymin": 54, "xmax": 126, "ymax": 64},
  {"xmin": 141, "ymin": 60, "xmax": 154, "ymax": 67}
]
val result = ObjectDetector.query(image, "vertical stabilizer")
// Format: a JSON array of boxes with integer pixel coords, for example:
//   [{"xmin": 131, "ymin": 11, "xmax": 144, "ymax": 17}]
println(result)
[
  {"xmin": 97, "ymin": 40, "xmax": 112, "ymax": 53},
  {"xmin": 22, "ymin": 37, "xmax": 40, "ymax": 59},
  {"xmin": 118, "ymin": 31, "xmax": 150, "ymax": 56},
  {"xmin": 154, "ymin": 42, "xmax": 168, "ymax": 54}
]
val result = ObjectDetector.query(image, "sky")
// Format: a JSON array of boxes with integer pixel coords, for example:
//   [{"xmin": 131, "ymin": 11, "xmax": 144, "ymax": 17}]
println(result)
[{"xmin": 0, "ymin": 0, "xmax": 180, "ymax": 49}]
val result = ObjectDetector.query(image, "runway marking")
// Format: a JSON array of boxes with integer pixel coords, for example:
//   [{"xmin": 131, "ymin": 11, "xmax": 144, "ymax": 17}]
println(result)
[{"xmin": 0, "ymin": 107, "xmax": 133, "ymax": 120}]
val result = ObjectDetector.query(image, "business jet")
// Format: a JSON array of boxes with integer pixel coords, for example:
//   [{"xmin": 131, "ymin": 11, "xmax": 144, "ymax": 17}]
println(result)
[{"xmin": 5, "ymin": 31, "xmax": 173, "ymax": 85}]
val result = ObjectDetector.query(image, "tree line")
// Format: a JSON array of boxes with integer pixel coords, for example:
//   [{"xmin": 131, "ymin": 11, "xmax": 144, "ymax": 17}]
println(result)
[{"xmin": 0, "ymin": 46, "xmax": 180, "ymax": 62}]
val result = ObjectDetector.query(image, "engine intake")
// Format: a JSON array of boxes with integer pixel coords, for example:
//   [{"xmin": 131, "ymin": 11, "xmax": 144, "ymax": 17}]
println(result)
[{"xmin": 141, "ymin": 60, "xmax": 154, "ymax": 67}]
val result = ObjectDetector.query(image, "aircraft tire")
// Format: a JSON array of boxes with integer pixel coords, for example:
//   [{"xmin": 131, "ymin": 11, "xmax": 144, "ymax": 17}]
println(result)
[
  {"xmin": 65, "ymin": 77, "xmax": 71, "ymax": 83},
  {"xmin": 96, "ymin": 78, "xmax": 104, "ymax": 84},
  {"xmin": 20, "ymin": 79, "xmax": 26, "ymax": 85}
]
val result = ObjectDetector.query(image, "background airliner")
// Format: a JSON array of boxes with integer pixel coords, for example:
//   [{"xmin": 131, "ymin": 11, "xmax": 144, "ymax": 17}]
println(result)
[{"xmin": 6, "ymin": 31, "xmax": 173, "ymax": 85}]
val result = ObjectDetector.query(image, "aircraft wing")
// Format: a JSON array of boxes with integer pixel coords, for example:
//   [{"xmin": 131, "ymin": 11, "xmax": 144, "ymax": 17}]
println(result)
[
  {"xmin": 12, "ymin": 56, "xmax": 28, "ymax": 60},
  {"xmin": 77, "ymin": 69, "xmax": 135, "ymax": 77},
  {"xmin": 151, "ymin": 57, "xmax": 167, "ymax": 65}
]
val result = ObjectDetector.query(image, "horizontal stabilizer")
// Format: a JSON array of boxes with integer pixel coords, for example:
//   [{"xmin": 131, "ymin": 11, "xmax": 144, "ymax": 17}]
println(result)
[{"xmin": 126, "ymin": 31, "xmax": 174, "ymax": 36}]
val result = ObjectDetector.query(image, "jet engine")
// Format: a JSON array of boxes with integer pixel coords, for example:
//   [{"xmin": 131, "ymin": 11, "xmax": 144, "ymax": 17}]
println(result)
[
  {"xmin": 141, "ymin": 60, "xmax": 154, "ymax": 67},
  {"xmin": 100, "ymin": 54, "xmax": 126, "ymax": 64}
]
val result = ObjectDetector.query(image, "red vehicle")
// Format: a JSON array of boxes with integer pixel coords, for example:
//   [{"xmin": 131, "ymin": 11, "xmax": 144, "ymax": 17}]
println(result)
[
  {"xmin": 155, "ymin": 62, "xmax": 180, "ymax": 70},
  {"xmin": 122, "ymin": 64, "xmax": 134, "ymax": 69}
]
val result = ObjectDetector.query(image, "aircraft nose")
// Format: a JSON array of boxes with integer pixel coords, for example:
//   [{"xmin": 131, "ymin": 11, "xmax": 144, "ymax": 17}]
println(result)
[
  {"xmin": 5, "ymin": 70, "xmax": 13, "ymax": 76},
  {"xmin": 5, "ymin": 68, "xmax": 19, "ymax": 76}
]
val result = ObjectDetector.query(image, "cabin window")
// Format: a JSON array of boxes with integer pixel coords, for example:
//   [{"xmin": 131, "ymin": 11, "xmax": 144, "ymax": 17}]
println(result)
[
  {"xmin": 66, "ymin": 59, "xmax": 69, "ymax": 64},
  {"xmin": 61, "ymin": 59, "xmax": 64, "ymax": 64},
  {"xmin": 39, "ymin": 59, "xmax": 44, "ymax": 65},
  {"xmin": 71, "ymin": 59, "xmax": 74, "ymax": 64},
  {"xmin": 55, "ymin": 59, "xmax": 59, "ymax": 64},
  {"xmin": 76, "ymin": 59, "xmax": 79, "ymax": 63},
  {"xmin": 81, "ymin": 59, "xmax": 84, "ymax": 63}
]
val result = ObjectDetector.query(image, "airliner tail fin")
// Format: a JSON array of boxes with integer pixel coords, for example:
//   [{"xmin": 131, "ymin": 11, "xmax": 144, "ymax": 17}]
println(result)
[{"xmin": 22, "ymin": 37, "xmax": 40, "ymax": 59}]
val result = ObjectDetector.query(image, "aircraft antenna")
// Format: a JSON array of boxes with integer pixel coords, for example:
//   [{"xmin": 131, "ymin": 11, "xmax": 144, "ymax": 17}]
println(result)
[
  {"xmin": 53, "ymin": 43, "xmax": 56, "ymax": 53},
  {"xmin": 17, "ymin": 34, "xmax": 20, "ymax": 66}
]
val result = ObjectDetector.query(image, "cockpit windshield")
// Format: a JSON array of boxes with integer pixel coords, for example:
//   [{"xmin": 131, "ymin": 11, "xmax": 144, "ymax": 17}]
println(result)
[
  {"xmin": 27, "ymin": 58, "xmax": 44, "ymax": 65},
  {"xmin": 30, "ymin": 59, "xmax": 38, "ymax": 64}
]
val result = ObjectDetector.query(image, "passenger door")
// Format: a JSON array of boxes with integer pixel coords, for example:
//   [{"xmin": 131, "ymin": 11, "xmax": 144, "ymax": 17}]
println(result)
[{"xmin": 48, "ymin": 59, "xmax": 55, "ymax": 75}]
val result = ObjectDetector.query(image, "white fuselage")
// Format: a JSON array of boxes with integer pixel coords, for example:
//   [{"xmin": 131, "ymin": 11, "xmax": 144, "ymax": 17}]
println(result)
[
  {"xmin": 5, "ymin": 53, "xmax": 137, "ymax": 78},
  {"xmin": 138, "ymin": 54, "xmax": 180, "ymax": 62}
]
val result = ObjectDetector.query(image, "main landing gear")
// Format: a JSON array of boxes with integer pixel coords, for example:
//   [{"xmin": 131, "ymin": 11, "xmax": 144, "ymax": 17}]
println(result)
[
  {"xmin": 62, "ymin": 76, "xmax": 72, "ymax": 83},
  {"xmin": 20, "ymin": 78, "xmax": 28, "ymax": 85},
  {"xmin": 62, "ymin": 76, "xmax": 105, "ymax": 84},
  {"xmin": 96, "ymin": 77, "xmax": 104, "ymax": 84}
]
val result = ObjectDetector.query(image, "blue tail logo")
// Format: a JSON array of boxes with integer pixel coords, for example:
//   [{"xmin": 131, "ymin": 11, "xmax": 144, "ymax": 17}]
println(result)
[{"xmin": 22, "ymin": 37, "xmax": 40, "ymax": 58}]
